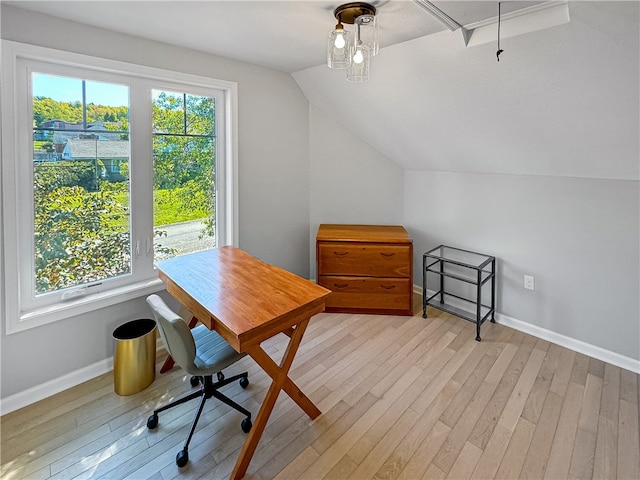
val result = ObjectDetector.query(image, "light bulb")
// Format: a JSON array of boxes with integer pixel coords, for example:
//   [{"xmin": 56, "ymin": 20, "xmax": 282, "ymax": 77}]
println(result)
[
  {"xmin": 334, "ymin": 32, "xmax": 346, "ymax": 49},
  {"xmin": 353, "ymin": 48, "xmax": 364, "ymax": 64}
]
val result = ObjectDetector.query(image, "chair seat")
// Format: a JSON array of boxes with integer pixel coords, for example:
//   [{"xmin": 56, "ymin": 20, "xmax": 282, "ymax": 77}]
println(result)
[{"xmin": 191, "ymin": 325, "xmax": 246, "ymax": 376}]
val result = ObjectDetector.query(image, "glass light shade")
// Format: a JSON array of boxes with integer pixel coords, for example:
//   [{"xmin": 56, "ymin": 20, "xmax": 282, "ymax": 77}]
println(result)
[
  {"xmin": 327, "ymin": 26, "xmax": 353, "ymax": 69},
  {"xmin": 355, "ymin": 14, "xmax": 378, "ymax": 56},
  {"xmin": 346, "ymin": 44, "xmax": 370, "ymax": 83}
]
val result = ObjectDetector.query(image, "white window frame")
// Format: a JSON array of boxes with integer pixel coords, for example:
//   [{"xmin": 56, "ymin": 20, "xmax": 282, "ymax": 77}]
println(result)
[{"xmin": 1, "ymin": 40, "xmax": 239, "ymax": 334}]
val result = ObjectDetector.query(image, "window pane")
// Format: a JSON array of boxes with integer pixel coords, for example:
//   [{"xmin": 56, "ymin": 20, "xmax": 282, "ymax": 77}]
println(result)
[
  {"xmin": 32, "ymin": 73, "xmax": 131, "ymax": 295},
  {"xmin": 152, "ymin": 90, "xmax": 215, "ymax": 260},
  {"xmin": 186, "ymin": 94, "xmax": 214, "ymax": 136}
]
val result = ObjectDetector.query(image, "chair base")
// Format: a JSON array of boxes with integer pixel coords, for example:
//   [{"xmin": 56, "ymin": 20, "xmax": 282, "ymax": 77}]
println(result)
[{"xmin": 147, "ymin": 371, "xmax": 251, "ymax": 467}]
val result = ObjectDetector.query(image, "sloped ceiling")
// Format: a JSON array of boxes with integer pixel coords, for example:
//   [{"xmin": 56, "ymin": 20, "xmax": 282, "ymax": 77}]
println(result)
[
  {"xmin": 6, "ymin": 1, "xmax": 639, "ymax": 181},
  {"xmin": 294, "ymin": 1, "xmax": 639, "ymax": 180},
  {"xmin": 3, "ymin": 1, "xmax": 540, "ymax": 73}
]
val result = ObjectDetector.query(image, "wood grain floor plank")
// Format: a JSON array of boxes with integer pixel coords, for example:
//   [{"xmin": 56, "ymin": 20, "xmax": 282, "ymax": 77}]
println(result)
[
  {"xmin": 588, "ymin": 357, "xmax": 606, "ymax": 378},
  {"xmin": 521, "ymin": 341, "xmax": 560, "ymax": 425},
  {"xmin": 519, "ymin": 391, "xmax": 563, "ymax": 479},
  {"xmin": 543, "ymin": 380, "xmax": 584, "ymax": 479},
  {"xmin": 600, "ymin": 362, "xmax": 621, "ymax": 421},
  {"xmin": 617, "ymin": 398, "xmax": 640, "ymax": 480},
  {"xmin": 347, "ymin": 406, "xmax": 419, "ymax": 479},
  {"xmin": 552, "ymin": 347, "xmax": 576, "ymax": 393},
  {"xmin": 431, "ymin": 343, "xmax": 520, "ymax": 474},
  {"xmin": 569, "ymin": 352, "xmax": 590, "ymax": 386},
  {"xmin": 593, "ymin": 415, "xmax": 618, "ymax": 479},
  {"xmin": 494, "ymin": 417, "xmax": 536, "ymax": 480},
  {"xmin": 300, "ymin": 367, "xmax": 423, "ymax": 479},
  {"xmin": 398, "ymin": 420, "xmax": 450, "ymax": 480},
  {"xmin": 468, "ymin": 334, "xmax": 535, "ymax": 450},
  {"xmin": 372, "ymin": 380, "xmax": 461, "ymax": 480},
  {"xmin": 422, "ymin": 462, "xmax": 447, "ymax": 480},
  {"xmin": 439, "ymin": 352, "xmax": 498, "ymax": 428},
  {"xmin": 253, "ymin": 401, "xmax": 346, "ymax": 479},
  {"xmin": 569, "ymin": 373, "xmax": 604, "ymax": 479},
  {"xmin": 470, "ymin": 347, "xmax": 546, "ymax": 479},
  {"xmin": 444, "ymin": 440, "xmax": 482, "ymax": 480}
]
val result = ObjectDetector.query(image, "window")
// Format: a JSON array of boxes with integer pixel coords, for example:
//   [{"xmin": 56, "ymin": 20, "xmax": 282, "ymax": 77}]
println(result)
[
  {"xmin": 1, "ymin": 41, "xmax": 238, "ymax": 333},
  {"xmin": 32, "ymin": 73, "xmax": 132, "ymax": 296}
]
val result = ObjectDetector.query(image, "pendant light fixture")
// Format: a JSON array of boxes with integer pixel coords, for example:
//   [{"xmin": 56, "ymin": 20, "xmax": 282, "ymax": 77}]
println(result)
[
  {"xmin": 328, "ymin": 23, "xmax": 353, "ymax": 68},
  {"xmin": 327, "ymin": 2, "xmax": 378, "ymax": 82}
]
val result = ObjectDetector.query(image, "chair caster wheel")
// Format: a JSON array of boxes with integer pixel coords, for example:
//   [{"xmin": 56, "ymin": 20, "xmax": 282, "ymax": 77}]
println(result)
[
  {"xmin": 190, "ymin": 376, "xmax": 200, "ymax": 387},
  {"xmin": 176, "ymin": 449, "xmax": 189, "ymax": 467},
  {"xmin": 239, "ymin": 376, "xmax": 249, "ymax": 389},
  {"xmin": 217, "ymin": 372, "xmax": 225, "ymax": 382},
  {"xmin": 241, "ymin": 417, "xmax": 252, "ymax": 433},
  {"xmin": 147, "ymin": 414, "xmax": 158, "ymax": 430}
]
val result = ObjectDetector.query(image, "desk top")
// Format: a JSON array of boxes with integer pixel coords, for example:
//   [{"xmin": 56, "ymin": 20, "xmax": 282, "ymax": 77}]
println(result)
[{"xmin": 156, "ymin": 246, "xmax": 331, "ymax": 352}]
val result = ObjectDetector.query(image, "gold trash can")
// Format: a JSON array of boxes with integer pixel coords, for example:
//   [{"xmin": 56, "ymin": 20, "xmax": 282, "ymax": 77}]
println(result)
[{"xmin": 113, "ymin": 319, "xmax": 157, "ymax": 396}]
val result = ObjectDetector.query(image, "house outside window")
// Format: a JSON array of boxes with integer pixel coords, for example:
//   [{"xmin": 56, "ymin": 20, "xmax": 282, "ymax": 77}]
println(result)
[{"xmin": 1, "ymin": 41, "xmax": 238, "ymax": 333}]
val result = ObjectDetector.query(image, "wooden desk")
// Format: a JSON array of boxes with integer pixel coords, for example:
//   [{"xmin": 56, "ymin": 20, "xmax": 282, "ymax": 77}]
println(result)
[{"xmin": 155, "ymin": 246, "xmax": 331, "ymax": 480}]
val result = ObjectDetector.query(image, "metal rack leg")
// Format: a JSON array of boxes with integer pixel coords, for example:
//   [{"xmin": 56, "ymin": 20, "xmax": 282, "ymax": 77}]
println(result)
[
  {"xmin": 439, "ymin": 260, "xmax": 445, "ymax": 304},
  {"xmin": 490, "ymin": 258, "xmax": 496, "ymax": 323},
  {"xmin": 422, "ymin": 255, "xmax": 427, "ymax": 318},
  {"xmin": 476, "ymin": 269, "xmax": 482, "ymax": 341}
]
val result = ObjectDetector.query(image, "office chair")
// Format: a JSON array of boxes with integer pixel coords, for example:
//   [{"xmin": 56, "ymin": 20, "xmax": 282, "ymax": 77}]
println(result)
[{"xmin": 145, "ymin": 294, "xmax": 252, "ymax": 468}]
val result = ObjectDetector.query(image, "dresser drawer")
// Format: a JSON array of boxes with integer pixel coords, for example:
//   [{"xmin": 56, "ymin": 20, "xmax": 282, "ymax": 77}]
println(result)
[
  {"xmin": 318, "ymin": 276, "xmax": 412, "ymax": 312},
  {"xmin": 317, "ymin": 243, "xmax": 411, "ymax": 278}
]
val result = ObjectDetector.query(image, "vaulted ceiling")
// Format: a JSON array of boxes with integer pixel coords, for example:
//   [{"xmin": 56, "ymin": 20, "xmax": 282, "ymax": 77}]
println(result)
[
  {"xmin": 7, "ymin": 1, "xmax": 639, "ymax": 180},
  {"xmin": 5, "ymin": 1, "xmax": 541, "ymax": 72},
  {"xmin": 295, "ymin": 2, "xmax": 639, "ymax": 180}
]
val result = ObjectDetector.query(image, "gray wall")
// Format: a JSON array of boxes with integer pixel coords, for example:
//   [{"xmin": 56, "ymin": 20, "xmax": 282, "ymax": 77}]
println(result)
[
  {"xmin": 0, "ymin": 5, "xmax": 310, "ymax": 398},
  {"xmin": 404, "ymin": 171, "xmax": 640, "ymax": 361},
  {"xmin": 308, "ymin": 105, "xmax": 405, "ymax": 279}
]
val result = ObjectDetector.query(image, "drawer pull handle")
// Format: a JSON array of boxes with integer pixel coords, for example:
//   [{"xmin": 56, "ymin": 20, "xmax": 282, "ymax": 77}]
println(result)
[
  {"xmin": 381, "ymin": 285, "xmax": 396, "ymax": 290},
  {"xmin": 380, "ymin": 252, "xmax": 396, "ymax": 257},
  {"xmin": 333, "ymin": 283, "xmax": 349, "ymax": 288},
  {"xmin": 333, "ymin": 251, "xmax": 349, "ymax": 257}
]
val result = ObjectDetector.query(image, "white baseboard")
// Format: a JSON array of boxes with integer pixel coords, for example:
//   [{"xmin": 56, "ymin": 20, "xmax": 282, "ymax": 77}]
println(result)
[
  {"xmin": 0, "ymin": 340, "xmax": 167, "ymax": 416},
  {"xmin": 495, "ymin": 312, "xmax": 640, "ymax": 374},
  {"xmin": 0, "ymin": 335, "xmax": 166, "ymax": 415},
  {"xmin": 1, "ymin": 357, "xmax": 114, "ymax": 415},
  {"xmin": 413, "ymin": 284, "xmax": 640, "ymax": 374}
]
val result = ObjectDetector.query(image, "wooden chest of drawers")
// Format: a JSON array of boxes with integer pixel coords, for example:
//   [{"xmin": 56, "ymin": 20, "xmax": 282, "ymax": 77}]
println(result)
[{"xmin": 316, "ymin": 224, "xmax": 413, "ymax": 316}]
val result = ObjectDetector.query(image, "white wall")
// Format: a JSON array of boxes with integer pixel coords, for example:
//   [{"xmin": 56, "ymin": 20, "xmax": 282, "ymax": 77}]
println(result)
[
  {"xmin": 308, "ymin": 105, "xmax": 405, "ymax": 278},
  {"xmin": 0, "ymin": 5, "xmax": 310, "ymax": 400},
  {"xmin": 404, "ymin": 171, "xmax": 640, "ymax": 362}
]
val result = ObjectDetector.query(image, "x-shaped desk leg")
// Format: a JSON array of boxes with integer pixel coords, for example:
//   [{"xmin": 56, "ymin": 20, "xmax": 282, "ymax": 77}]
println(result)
[{"xmin": 230, "ymin": 317, "xmax": 319, "ymax": 480}]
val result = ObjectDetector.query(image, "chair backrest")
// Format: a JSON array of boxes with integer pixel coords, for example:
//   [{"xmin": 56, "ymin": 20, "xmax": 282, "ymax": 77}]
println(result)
[{"xmin": 146, "ymin": 294, "xmax": 197, "ymax": 372}]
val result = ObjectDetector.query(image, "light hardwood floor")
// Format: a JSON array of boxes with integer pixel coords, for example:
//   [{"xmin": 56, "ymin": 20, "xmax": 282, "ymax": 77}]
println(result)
[{"xmin": 2, "ymin": 297, "xmax": 639, "ymax": 480}]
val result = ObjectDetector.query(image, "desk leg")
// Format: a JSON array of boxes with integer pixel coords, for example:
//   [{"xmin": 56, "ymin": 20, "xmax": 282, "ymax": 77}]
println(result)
[{"xmin": 230, "ymin": 317, "xmax": 318, "ymax": 480}]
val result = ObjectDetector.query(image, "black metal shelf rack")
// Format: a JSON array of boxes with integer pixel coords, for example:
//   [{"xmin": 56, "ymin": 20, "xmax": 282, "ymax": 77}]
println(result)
[{"xmin": 422, "ymin": 245, "xmax": 496, "ymax": 341}]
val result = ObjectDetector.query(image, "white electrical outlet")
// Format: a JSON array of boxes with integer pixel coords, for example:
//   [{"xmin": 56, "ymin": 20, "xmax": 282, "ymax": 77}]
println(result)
[{"xmin": 524, "ymin": 275, "xmax": 535, "ymax": 290}]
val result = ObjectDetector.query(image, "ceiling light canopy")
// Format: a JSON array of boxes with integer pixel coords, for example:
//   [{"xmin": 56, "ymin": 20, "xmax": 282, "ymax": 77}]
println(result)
[{"xmin": 327, "ymin": 2, "xmax": 379, "ymax": 83}]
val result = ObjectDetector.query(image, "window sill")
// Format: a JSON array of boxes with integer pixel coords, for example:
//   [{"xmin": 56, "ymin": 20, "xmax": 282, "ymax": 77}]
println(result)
[{"xmin": 8, "ymin": 278, "xmax": 166, "ymax": 335}]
